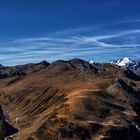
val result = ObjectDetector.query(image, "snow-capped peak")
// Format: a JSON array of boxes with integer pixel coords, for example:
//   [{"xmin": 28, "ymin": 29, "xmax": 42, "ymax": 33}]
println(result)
[
  {"xmin": 89, "ymin": 60, "xmax": 94, "ymax": 64},
  {"xmin": 116, "ymin": 57, "xmax": 133, "ymax": 67},
  {"xmin": 111, "ymin": 57, "xmax": 133, "ymax": 67},
  {"xmin": 111, "ymin": 57, "xmax": 140, "ymax": 76}
]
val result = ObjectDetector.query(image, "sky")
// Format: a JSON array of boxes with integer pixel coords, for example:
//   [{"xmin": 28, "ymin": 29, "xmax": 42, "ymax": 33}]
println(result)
[{"xmin": 0, "ymin": 0, "xmax": 140, "ymax": 65}]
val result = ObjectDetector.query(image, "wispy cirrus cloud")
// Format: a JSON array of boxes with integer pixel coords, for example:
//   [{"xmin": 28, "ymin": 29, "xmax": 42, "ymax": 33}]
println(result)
[{"xmin": 0, "ymin": 28, "xmax": 140, "ymax": 66}]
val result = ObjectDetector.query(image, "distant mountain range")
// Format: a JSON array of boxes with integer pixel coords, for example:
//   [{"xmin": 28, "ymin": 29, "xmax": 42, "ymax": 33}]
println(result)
[{"xmin": 110, "ymin": 57, "xmax": 140, "ymax": 76}]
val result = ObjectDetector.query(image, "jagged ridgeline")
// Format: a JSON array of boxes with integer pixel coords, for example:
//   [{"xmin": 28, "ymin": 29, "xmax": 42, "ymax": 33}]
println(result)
[{"xmin": 0, "ymin": 59, "xmax": 140, "ymax": 140}]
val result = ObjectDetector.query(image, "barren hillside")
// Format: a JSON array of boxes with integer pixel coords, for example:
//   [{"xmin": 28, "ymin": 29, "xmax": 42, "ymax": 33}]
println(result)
[{"xmin": 0, "ymin": 59, "xmax": 140, "ymax": 140}]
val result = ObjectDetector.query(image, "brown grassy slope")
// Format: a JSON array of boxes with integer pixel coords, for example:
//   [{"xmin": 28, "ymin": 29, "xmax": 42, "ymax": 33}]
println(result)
[{"xmin": 0, "ymin": 59, "xmax": 140, "ymax": 140}]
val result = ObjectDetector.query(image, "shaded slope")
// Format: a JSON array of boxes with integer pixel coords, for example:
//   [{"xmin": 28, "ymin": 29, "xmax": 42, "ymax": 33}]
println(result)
[{"xmin": 0, "ymin": 106, "xmax": 18, "ymax": 140}]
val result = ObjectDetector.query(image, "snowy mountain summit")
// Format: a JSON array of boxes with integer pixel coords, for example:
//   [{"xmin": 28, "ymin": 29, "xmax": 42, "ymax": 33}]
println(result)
[
  {"xmin": 111, "ymin": 57, "xmax": 140, "ymax": 76},
  {"xmin": 111, "ymin": 57, "xmax": 133, "ymax": 67}
]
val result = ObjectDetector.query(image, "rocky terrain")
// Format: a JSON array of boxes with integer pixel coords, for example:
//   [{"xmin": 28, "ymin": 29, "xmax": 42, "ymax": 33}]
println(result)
[{"xmin": 0, "ymin": 59, "xmax": 140, "ymax": 140}]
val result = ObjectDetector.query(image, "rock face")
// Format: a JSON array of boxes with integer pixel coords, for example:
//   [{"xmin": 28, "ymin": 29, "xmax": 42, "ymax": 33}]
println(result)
[
  {"xmin": 0, "ymin": 106, "xmax": 18, "ymax": 140},
  {"xmin": 0, "ymin": 106, "xmax": 4, "ymax": 140},
  {"xmin": 0, "ymin": 59, "xmax": 140, "ymax": 140}
]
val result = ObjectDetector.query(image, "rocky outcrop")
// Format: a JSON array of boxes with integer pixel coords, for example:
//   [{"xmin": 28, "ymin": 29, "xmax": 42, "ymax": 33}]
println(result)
[{"xmin": 0, "ymin": 106, "xmax": 18, "ymax": 140}]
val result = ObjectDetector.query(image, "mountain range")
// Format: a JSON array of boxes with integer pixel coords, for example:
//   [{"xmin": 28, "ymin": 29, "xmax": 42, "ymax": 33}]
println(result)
[
  {"xmin": 0, "ymin": 58, "xmax": 140, "ymax": 140},
  {"xmin": 110, "ymin": 57, "xmax": 140, "ymax": 76}
]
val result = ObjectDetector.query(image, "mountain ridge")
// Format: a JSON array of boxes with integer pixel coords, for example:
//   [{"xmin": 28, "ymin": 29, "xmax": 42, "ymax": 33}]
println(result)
[{"xmin": 0, "ymin": 58, "xmax": 140, "ymax": 140}]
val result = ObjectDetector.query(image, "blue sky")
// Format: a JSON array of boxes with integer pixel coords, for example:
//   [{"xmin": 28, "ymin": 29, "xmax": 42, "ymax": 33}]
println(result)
[{"xmin": 0, "ymin": 0, "xmax": 140, "ymax": 65}]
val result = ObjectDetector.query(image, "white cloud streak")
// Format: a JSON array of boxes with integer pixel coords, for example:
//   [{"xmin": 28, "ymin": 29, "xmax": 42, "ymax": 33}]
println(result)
[{"xmin": 0, "ymin": 29, "xmax": 140, "ymax": 65}]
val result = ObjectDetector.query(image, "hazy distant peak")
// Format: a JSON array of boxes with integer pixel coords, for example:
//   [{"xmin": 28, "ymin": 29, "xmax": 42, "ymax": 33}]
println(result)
[
  {"xmin": 113, "ymin": 57, "xmax": 133, "ymax": 67},
  {"xmin": 111, "ymin": 57, "xmax": 140, "ymax": 76}
]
